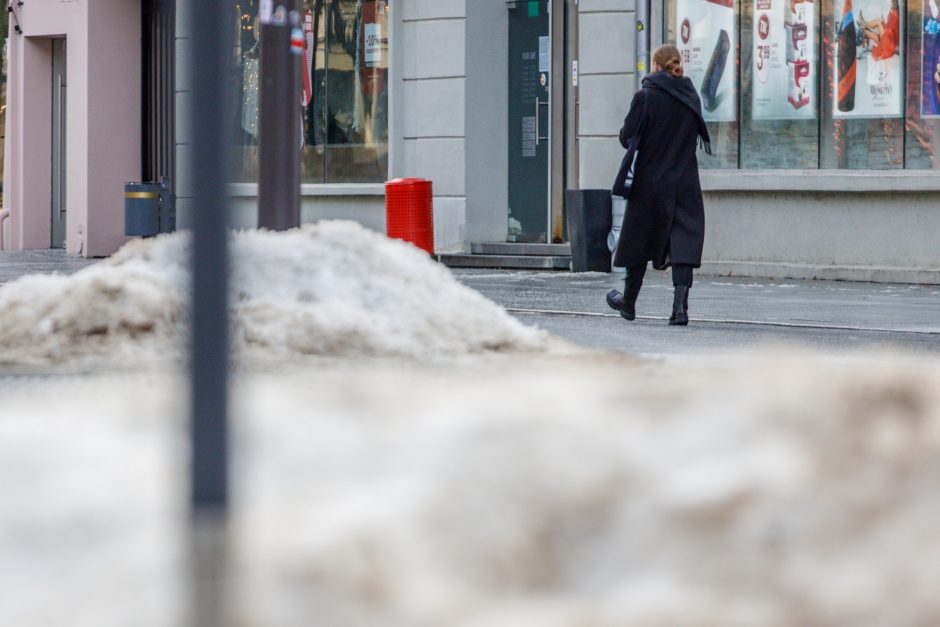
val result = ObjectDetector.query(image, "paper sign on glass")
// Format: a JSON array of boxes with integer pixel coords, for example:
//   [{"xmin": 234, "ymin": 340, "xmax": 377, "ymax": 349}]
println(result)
[{"xmin": 365, "ymin": 24, "xmax": 382, "ymax": 67}]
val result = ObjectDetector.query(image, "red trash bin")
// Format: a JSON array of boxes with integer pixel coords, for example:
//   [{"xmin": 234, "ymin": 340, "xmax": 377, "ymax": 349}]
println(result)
[{"xmin": 385, "ymin": 178, "xmax": 434, "ymax": 254}]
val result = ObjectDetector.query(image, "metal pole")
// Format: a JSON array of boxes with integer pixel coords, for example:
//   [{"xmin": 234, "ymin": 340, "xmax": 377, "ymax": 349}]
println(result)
[
  {"xmin": 258, "ymin": 0, "xmax": 302, "ymax": 230},
  {"xmin": 189, "ymin": 0, "xmax": 232, "ymax": 624},
  {"xmin": 635, "ymin": 0, "xmax": 651, "ymax": 91}
]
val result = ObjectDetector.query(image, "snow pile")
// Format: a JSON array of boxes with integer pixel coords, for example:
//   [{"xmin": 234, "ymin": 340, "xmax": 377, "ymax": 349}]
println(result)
[
  {"xmin": 0, "ymin": 222, "xmax": 559, "ymax": 368},
  {"xmin": 0, "ymin": 374, "xmax": 186, "ymax": 627},
  {"xmin": 234, "ymin": 353, "xmax": 940, "ymax": 627},
  {"xmin": 4, "ymin": 352, "xmax": 940, "ymax": 627}
]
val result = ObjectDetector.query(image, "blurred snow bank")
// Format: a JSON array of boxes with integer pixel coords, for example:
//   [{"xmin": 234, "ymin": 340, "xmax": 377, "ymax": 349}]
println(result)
[
  {"xmin": 3, "ymin": 352, "xmax": 940, "ymax": 626},
  {"xmin": 0, "ymin": 222, "xmax": 561, "ymax": 368}
]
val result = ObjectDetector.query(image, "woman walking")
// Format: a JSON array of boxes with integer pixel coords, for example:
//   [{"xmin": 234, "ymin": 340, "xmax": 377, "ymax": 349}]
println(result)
[{"xmin": 606, "ymin": 44, "xmax": 711, "ymax": 326}]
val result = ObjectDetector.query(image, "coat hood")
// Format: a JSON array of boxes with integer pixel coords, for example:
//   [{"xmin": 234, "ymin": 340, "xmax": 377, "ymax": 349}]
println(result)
[{"xmin": 642, "ymin": 72, "xmax": 712, "ymax": 154}]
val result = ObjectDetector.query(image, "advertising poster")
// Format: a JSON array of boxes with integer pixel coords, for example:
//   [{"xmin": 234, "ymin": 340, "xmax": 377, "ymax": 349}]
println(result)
[
  {"xmin": 832, "ymin": 0, "xmax": 903, "ymax": 118},
  {"xmin": 752, "ymin": 0, "xmax": 817, "ymax": 119},
  {"xmin": 921, "ymin": 0, "xmax": 940, "ymax": 116},
  {"xmin": 677, "ymin": 0, "xmax": 737, "ymax": 122}
]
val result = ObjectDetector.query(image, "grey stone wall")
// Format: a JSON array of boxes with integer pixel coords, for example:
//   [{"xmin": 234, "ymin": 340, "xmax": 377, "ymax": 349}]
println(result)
[
  {"xmin": 464, "ymin": 0, "xmax": 509, "ymax": 247},
  {"xmin": 577, "ymin": 0, "xmax": 635, "ymax": 189},
  {"xmin": 174, "ymin": 2, "xmax": 193, "ymax": 229},
  {"xmin": 394, "ymin": 0, "xmax": 468, "ymax": 252}
]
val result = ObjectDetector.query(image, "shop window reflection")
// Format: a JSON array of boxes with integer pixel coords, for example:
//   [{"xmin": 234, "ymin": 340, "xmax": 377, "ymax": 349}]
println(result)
[{"xmin": 234, "ymin": 0, "xmax": 388, "ymax": 184}]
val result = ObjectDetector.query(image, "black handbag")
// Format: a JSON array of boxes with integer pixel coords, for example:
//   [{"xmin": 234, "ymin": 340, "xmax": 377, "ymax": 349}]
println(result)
[{"xmin": 611, "ymin": 90, "xmax": 649, "ymax": 199}]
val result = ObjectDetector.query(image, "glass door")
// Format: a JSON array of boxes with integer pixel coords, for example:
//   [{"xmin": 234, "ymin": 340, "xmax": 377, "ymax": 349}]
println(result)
[{"xmin": 508, "ymin": 0, "xmax": 551, "ymax": 243}]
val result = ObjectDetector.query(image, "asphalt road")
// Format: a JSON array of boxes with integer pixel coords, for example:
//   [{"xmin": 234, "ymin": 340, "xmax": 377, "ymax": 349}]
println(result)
[{"xmin": 453, "ymin": 269, "xmax": 940, "ymax": 359}]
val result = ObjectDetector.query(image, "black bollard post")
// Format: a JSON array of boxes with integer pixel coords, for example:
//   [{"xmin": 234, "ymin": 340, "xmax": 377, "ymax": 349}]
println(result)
[
  {"xmin": 258, "ymin": 0, "xmax": 301, "ymax": 231},
  {"xmin": 189, "ymin": 0, "xmax": 232, "ymax": 624}
]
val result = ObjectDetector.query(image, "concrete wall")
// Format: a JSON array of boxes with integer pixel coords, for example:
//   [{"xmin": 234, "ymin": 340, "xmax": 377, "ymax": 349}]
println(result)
[
  {"xmin": 701, "ymin": 172, "xmax": 940, "ymax": 283},
  {"xmin": 702, "ymin": 191, "xmax": 940, "ymax": 283},
  {"xmin": 211, "ymin": 186, "xmax": 387, "ymax": 233},
  {"xmin": 393, "ymin": 0, "xmax": 468, "ymax": 252},
  {"xmin": 173, "ymin": 0, "xmax": 193, "ymax": 228},
  {"xmin": 577, "ymin": 0, "xmax": 635, "ymax": 189},
  {"xmin": 3, "ymin": 0, "xmax": 140, "ymax": 256},
  {"xmin": 464, "ymin": 0, "xmax": 509, "ymax": 246}
]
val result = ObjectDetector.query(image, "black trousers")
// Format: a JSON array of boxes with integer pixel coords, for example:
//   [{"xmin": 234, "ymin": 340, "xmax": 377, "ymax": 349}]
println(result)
[{"xmin": 625, "ymin": 263, "xmax": 694, "ymax": 293}]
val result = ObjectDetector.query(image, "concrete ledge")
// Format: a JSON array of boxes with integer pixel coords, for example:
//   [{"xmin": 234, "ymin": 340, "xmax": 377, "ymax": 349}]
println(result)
[
  {"xmin": 229, "ymin": 183, "xmax": 386, "ymax": 197},
  {"xmin": 701, "ymin": 170, "xmax": 940, "ymax": 193},
  {"xmin": 700, "ymin": 260, "xmax": 940, "ymax": 285}
]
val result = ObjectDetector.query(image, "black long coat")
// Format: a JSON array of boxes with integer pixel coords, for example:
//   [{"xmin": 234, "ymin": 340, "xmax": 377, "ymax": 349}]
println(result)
[{"xmin": 613, "ymin": 73, "xmax": 710, "ymax": 270}]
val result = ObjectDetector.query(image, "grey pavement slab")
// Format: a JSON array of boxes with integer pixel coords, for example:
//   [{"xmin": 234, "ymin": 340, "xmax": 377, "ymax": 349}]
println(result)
[
  {"xmin": 453, "ymin": 268, "xmax": 940, "ymax": 358},
  {"xmin": 0, "ymin": 250, "xmax": 99, "ymax": 284}
]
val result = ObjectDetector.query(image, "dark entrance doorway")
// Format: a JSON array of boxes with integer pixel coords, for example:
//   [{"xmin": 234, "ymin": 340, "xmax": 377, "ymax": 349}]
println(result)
[
  {"xmin": 507, "ymin": 0, "xmax": 550, "ymax": 243},
  {"xmin": 142, "ymin": 0, "xmax": 175, "ymax": 187}
]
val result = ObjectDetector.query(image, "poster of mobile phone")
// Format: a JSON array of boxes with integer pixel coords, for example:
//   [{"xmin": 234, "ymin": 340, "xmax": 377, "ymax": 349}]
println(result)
[
  {"xmin": 752, "ymin": 0, "xmax": 817, "ymax": 119},
  {"xmin": 832, "ymin": 0, "xmax": 903, "ymax": 118},
  {"xmin": 921, "ymin": 0, "xmax": 940, "ymax": 116},
  {"xmin": 677, "ymin": 0, "xmax": 737, "ymax": 122}
]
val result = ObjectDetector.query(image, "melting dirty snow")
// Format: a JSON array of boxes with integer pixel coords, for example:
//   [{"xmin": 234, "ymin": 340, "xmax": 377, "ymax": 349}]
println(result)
[
  {"xmin": 2, "ymin": 351, "xmax": 940, "ymax": 627},
  {"xmin": 0, "ymin": 222, "xmax": 560, "ymax": 368}
]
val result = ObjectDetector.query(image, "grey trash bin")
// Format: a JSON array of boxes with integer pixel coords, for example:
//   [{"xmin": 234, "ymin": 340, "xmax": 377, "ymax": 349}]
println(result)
[{"xmin": 125, "ymin": 178, "xmax": 175, "ymax": 237}]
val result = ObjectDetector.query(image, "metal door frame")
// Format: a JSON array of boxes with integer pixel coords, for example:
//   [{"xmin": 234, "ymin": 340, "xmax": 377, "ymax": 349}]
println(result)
[
  {"xmin": 51, "ymin": 38, "xmax": 67, "ymax": 249},
  {"xmin": 548, "ymin": 0, "xmax": 566, "ymax": 242},
  {"xmin": 564, "ymin": 0, "xmax": 580, "ymax": 233}
]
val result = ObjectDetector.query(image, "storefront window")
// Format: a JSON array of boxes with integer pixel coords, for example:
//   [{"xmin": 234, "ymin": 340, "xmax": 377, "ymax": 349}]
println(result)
[
  {"xmin": 905, "ymin": 0, "xmax": 940, "ymax": 167},
  {"xmin": 741, "ymin": 0, "xmax": 819, "ymax": 167},
  {"xmin": 665, "ymin": 0, "xmax": 935, "ymax": 169},
  {"xmin": 233, "ymin": 0, "xmax": 389, "ymax": 184},
  {"xmin": 820, "ymin": 0, "xmax": 904, "ymax": 168},
  {"xmin": 667, "ymin": 0, "xmax": 740, "ymax": 168}
]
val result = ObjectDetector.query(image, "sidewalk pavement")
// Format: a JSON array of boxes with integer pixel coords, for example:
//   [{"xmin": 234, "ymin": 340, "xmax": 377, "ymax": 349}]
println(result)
[
  {"xmin": 0, "ymin": 250, "xmax": 936, "ymax": 359},
  {"xmin": 452, "ymin": 268, "xmax": 940, "ymax": 358},
  {"xmin": 0, "ymin": 250, "xmax": 98, "ymax": 285}
]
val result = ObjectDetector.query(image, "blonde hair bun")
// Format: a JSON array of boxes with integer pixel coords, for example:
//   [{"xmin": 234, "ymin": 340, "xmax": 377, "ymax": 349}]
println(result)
[{"xmin": 652, "ymin": 44, "xmax": 684, "ymax": 78}]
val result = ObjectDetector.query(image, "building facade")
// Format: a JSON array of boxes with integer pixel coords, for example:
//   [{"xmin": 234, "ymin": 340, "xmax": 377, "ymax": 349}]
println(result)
[{"xmin": 3, "ymin": 0, "xmax": 939, "ymax": 282}]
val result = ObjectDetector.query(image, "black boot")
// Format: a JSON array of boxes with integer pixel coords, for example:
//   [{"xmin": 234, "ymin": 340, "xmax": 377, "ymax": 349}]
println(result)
[
  {"xmin": 669, "ymin": 286, "xmax": 689, "ymax": 326},
  {"xmin": 606, "ymin": 288, "xmax": 638, "ymax": 321},
  {"xmin": 608, "ymin": 265, "xmax": 644, "ymax": 321}
]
